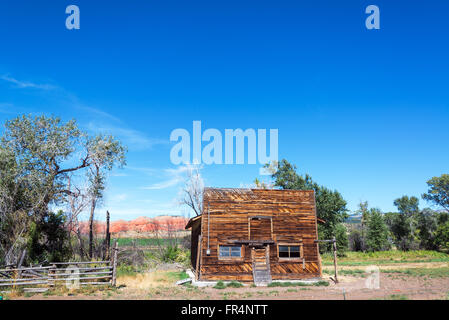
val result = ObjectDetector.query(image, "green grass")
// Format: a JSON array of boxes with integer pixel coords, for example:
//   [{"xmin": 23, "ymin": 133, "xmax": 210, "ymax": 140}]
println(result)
[
  {"xmin": 116, "ymin": 264, "xmax": 138, "ymax": 277},
  {"xmin": 323, "ymin": 266, "xmax": 449, "ymax": 278},
  {"xmin": 213, "ymin": 281, "xmax": 226, "ymax": 289},
  {"xmin": 113, "ymin": 238, "xmax": 173, "ymax": 247},
  {"xmin": 213, "ymin": 280, "xmax": 244, "ymax": 289},
  {"xmin": 321, "ymin": 250, "xmax": 449, "ymax": 266},
  {"xmin": 268, "ymin": 280, "xmax": 329, "ymax": 287},
  {"xmin": 383, "ymin": 267, "xmax": 449, "ymax": 278},
  {"xmin": 226, "ymin": 281, "xmax": 244, "ymax": 288},
  {"xmin": 385, "ymin": 294, "xmax": 409, "ymax": 300},
  {"xmin": 166, "ymin": 271, "xmax": 189, "ymax": 281},
  {"xmin": 323, "ymin": 269, "xmax": 367, "ymax": 277}
]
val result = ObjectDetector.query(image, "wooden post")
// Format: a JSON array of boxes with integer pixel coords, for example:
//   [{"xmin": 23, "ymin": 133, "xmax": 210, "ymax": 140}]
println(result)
[
  {"xmin": 111, "ymin": 241, "xmax": 118, "ymax": 287},
  {"xmin": 332, "ymin": 237, "xmax": 338, "ymax": 283},
  {"xmin": 195, "ymin": 235, "xmax": 202, "ymax": 281},
  {"xmin": 17, "ymin": 249, "xmax": 27, "ymax": 278},
  {"xmin": 50, "ymin": 264, "xmax": 56, "ymax": 287},
  {"xmin": 105, "ymin": 211, "xmax": 111, "ymax": 260}
]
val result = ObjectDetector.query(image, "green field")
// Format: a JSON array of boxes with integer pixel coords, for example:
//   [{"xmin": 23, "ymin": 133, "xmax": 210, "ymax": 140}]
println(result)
[
  {"xmin": 321, "ymin": 250, "xmax": 449, "ymax": 266},
  {"xmin": 113, "ymin": 238, "xmax": 174, "ymax": 247}
]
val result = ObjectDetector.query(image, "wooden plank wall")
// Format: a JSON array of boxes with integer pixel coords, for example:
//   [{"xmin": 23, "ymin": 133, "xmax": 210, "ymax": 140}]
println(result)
[{"xmin": 198, "ymin": 188, "xmax": 321, "ymax": 281}]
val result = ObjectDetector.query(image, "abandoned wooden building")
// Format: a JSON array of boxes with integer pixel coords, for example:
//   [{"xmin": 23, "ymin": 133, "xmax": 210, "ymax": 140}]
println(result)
[{"xmin": 185, "ymin": 187, "xmax": 323, "ymax": 285}]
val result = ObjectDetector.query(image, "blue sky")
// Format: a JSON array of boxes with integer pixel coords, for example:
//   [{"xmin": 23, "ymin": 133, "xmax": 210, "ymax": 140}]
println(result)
[{"xmin": 0, "ymin": 1, "xmax": 448, "ymax": 220}]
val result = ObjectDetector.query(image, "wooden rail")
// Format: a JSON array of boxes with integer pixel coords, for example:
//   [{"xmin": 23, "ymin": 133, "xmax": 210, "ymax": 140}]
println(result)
[{"xmin": 0, "ymin": 258, "xmax": 117, "ymax": 293}]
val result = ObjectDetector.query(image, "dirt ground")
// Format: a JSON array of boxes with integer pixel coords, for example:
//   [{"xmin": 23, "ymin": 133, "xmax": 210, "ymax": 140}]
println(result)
[{"xmin": 16, "ymin": 263, "xmax": 449, "ymax": 300}]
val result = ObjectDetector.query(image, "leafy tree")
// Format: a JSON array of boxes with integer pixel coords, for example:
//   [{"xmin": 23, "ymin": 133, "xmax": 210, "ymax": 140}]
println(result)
[
  {"xmin": 334, "ymin": 223, "xmax": 348, "ymax": 255},
  {"xmin": 355, "ymin": 201, "xmax": 369, "ymax": 238},
  {"xmin": 1, "ymin": 115, "xmax": 91, "ymax": 220},
  {"xmin": 365, "ymin": 209, "xmax": 390, "ymax": 252},
  {"xmin": 86, "ymin": 135, "xmax": 126, "ymax": 258},
  {"xmin": 390, "ymin": 196, "xmax": 420, "ymax": 250},
  {"xmin": 422, "ymin": 174, "xmax": 449, "ymax": 212},
  {"xmin": 27, "ymin": 210, "xmax": 71, "ymax": 263},
  {"xmin": 434, "ymin": 221, "xmax": 449, "ymax": 251},
  {"xmin": 415, "ymin": 208, "xmax": 438, "ymax": 250},
  {"xmin": 267, "ymin": 159, "xmax": 348, "ymax": 251},
  {"xmin": 394, "ymin": 196, "xmax": 420, "ymax": 216},
  {"xmin": 0, "ymin": 114, "xmax": 127, "ymax": 263},
  {"xmin": 388, "ymin": 212, "xmax": 415, "ymax": 250}
]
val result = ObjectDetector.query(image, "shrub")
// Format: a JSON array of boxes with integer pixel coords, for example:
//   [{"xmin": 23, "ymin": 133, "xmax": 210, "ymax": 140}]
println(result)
[
  {"xmin": 213, "ymin": 281, "xmax": 226, "ymax": 289},
  {"xmin": 226, "ymin": 281, "xmax": 243, "ymax": 288},
  {"xmin": 162, "ymin": 245, "xmax": 180, "ymax": 262},
  {"xmin": 174, "ymin": 249, "xmax": 191, "ymax": 267},
  {"xmin": 116, "ymin": 264, "xmax": 138, "ymax": 277}
]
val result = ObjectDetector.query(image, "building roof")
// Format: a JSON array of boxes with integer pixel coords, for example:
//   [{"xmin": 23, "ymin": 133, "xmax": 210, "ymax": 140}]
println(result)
[{"xmin": 185, "ymin": 187, "xmax": 325, "ymax": 229}]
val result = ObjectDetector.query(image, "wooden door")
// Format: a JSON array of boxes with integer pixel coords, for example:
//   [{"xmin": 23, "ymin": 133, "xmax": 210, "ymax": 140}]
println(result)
[{"xmin": 250, "ymin": 218, "xmax": 272, "ymax": 240}]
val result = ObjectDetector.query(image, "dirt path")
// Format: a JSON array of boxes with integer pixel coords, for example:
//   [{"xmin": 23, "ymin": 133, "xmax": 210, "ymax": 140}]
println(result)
[{"xmin": 15, "ymin": 261, "xmax": 449, "ymax": 300}]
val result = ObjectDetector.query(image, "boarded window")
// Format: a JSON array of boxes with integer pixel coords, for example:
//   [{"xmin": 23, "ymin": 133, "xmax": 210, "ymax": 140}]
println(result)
[
  {"xmin": 250, "ymin": 218, "xmax": 272, "ymax": 240},
  {"xmin": 278, "ymin": 245, "xmax": 301, "ymax": 258},
  {"xmin": 219, "ymin": 245, "xmax": 242, "ymax": 258}
]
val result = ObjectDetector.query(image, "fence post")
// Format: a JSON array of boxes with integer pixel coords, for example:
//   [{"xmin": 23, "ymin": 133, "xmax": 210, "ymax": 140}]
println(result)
[
  {"xmin": 332, "ymin": 237, "xmax": 338, "ymax": 283},
  {"xmin": 50, "ymin": 264, "xmax": 56, "ymax": 288},
  {"xmin": 111, "ymin": 241, "xmax": 118, "ymax": 287}
]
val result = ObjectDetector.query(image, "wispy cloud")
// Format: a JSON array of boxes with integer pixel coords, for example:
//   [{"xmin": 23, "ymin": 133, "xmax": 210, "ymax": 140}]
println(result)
[
  {"xmin": 87, "ymin": 122, "xmax": 168, "ymax": 151},
  {"xmin": 1, "ymin": 73, "xmax": 121, "ymax": 123},
  {"xmin": 1, "ymin": 74, "xmax": 56, "ymax": 90},
  {"xmin": 142, "ymin": 179, "xmax": 182, "ymax": 190},
  {"xmin": 0, "ymin": 103, "xmax": 17, "ymax": 114},
  {"xmin": 142, "ymin": 165, "xmax": 196, "ymax": 190}
]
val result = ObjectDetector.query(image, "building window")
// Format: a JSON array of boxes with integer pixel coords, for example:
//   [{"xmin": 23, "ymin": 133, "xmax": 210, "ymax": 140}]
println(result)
[
  {"xmin": 219, "ymin": 245, "xmax": 242, "ymax": 258},
  {"xmin": 278, "ymin": 245, "xmax": 301, "ymax": 258}
]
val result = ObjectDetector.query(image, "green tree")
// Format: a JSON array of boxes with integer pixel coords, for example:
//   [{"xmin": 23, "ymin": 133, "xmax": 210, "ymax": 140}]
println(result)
[
  {"xmin": 422, "ymin": 174, "xmax": 449, "ymax": 212},
  {"xmin": 27, "ymin": 210, "xmax": 71, "ymax": 263},
  {"xmin": 0, "ymin": 114, "xmax": 127, "ymax": 263},
  {"xmin": 434, "ymin": 221, "xmax": 449, "ymax": 251},
  {"xmin": 86, "ymin": 135, "xmax": 126, "ymax": 258},
  {"xmin": 1, "ymin": 115, "xmax": 88, "ymax": 217},
  {"xmin": 365, "ymin": 209, "xmax": 390, "ymax": 252},
  {"xmin": 356, "ymin": 201, "xmax": 369, "ymax": 238},
  {"xmin": 394, "ymin": 196, "xmax": 419, "ymax": 216},
  {"xmin": 267, "ymin": 159, "xmax": 348, "ymax": 252},
  {"xmin": 348, "ymin": 228, "xmax": 364, "ymax": 251},
  {"xmin": 334, "ymin": 223, "xmax": 348, "ymax": 255},
  {"xmin": 416, "ymin": 208, "xmax": 438, "ymax": 250},
  {"xmin": 391, "ymin": 196, "xmax": 420, "ymax": 250}
]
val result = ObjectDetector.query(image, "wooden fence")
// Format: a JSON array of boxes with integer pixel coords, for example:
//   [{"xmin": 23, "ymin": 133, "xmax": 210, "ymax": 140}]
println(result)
[{"xmin": 0, "ymin": 243, "xmax": 118, "ymax": 293}]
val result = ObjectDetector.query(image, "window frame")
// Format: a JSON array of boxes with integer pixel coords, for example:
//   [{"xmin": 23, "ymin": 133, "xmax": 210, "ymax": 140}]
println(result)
[
  {"xmin": 218, "ymin": 244, "xmax": 244, "ymax": 260},
  {"xmin": 277, "ymin": 243, "xmax": 303, "ymax": 261}
]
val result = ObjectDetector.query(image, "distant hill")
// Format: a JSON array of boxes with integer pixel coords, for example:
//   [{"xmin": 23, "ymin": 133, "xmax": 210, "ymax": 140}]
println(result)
[
  {"xmin": 76, "ymin": 215, "xmax": 190, "ymax": 235},
  {"xmin": 345, "ymin": 214, "xmax": 362, "ymax": 224}
]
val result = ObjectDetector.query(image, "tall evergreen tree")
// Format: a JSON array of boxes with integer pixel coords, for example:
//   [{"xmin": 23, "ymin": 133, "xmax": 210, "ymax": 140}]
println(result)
[{"xmin": 365, "ymin": 209, "xmax": 390, "ymax": 252}]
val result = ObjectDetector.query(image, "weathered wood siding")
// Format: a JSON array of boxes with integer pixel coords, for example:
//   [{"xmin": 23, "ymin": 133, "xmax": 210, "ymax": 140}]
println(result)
[{"xmin": 198, "ymin": 188, "xmax": 321, "ymax": 281}]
